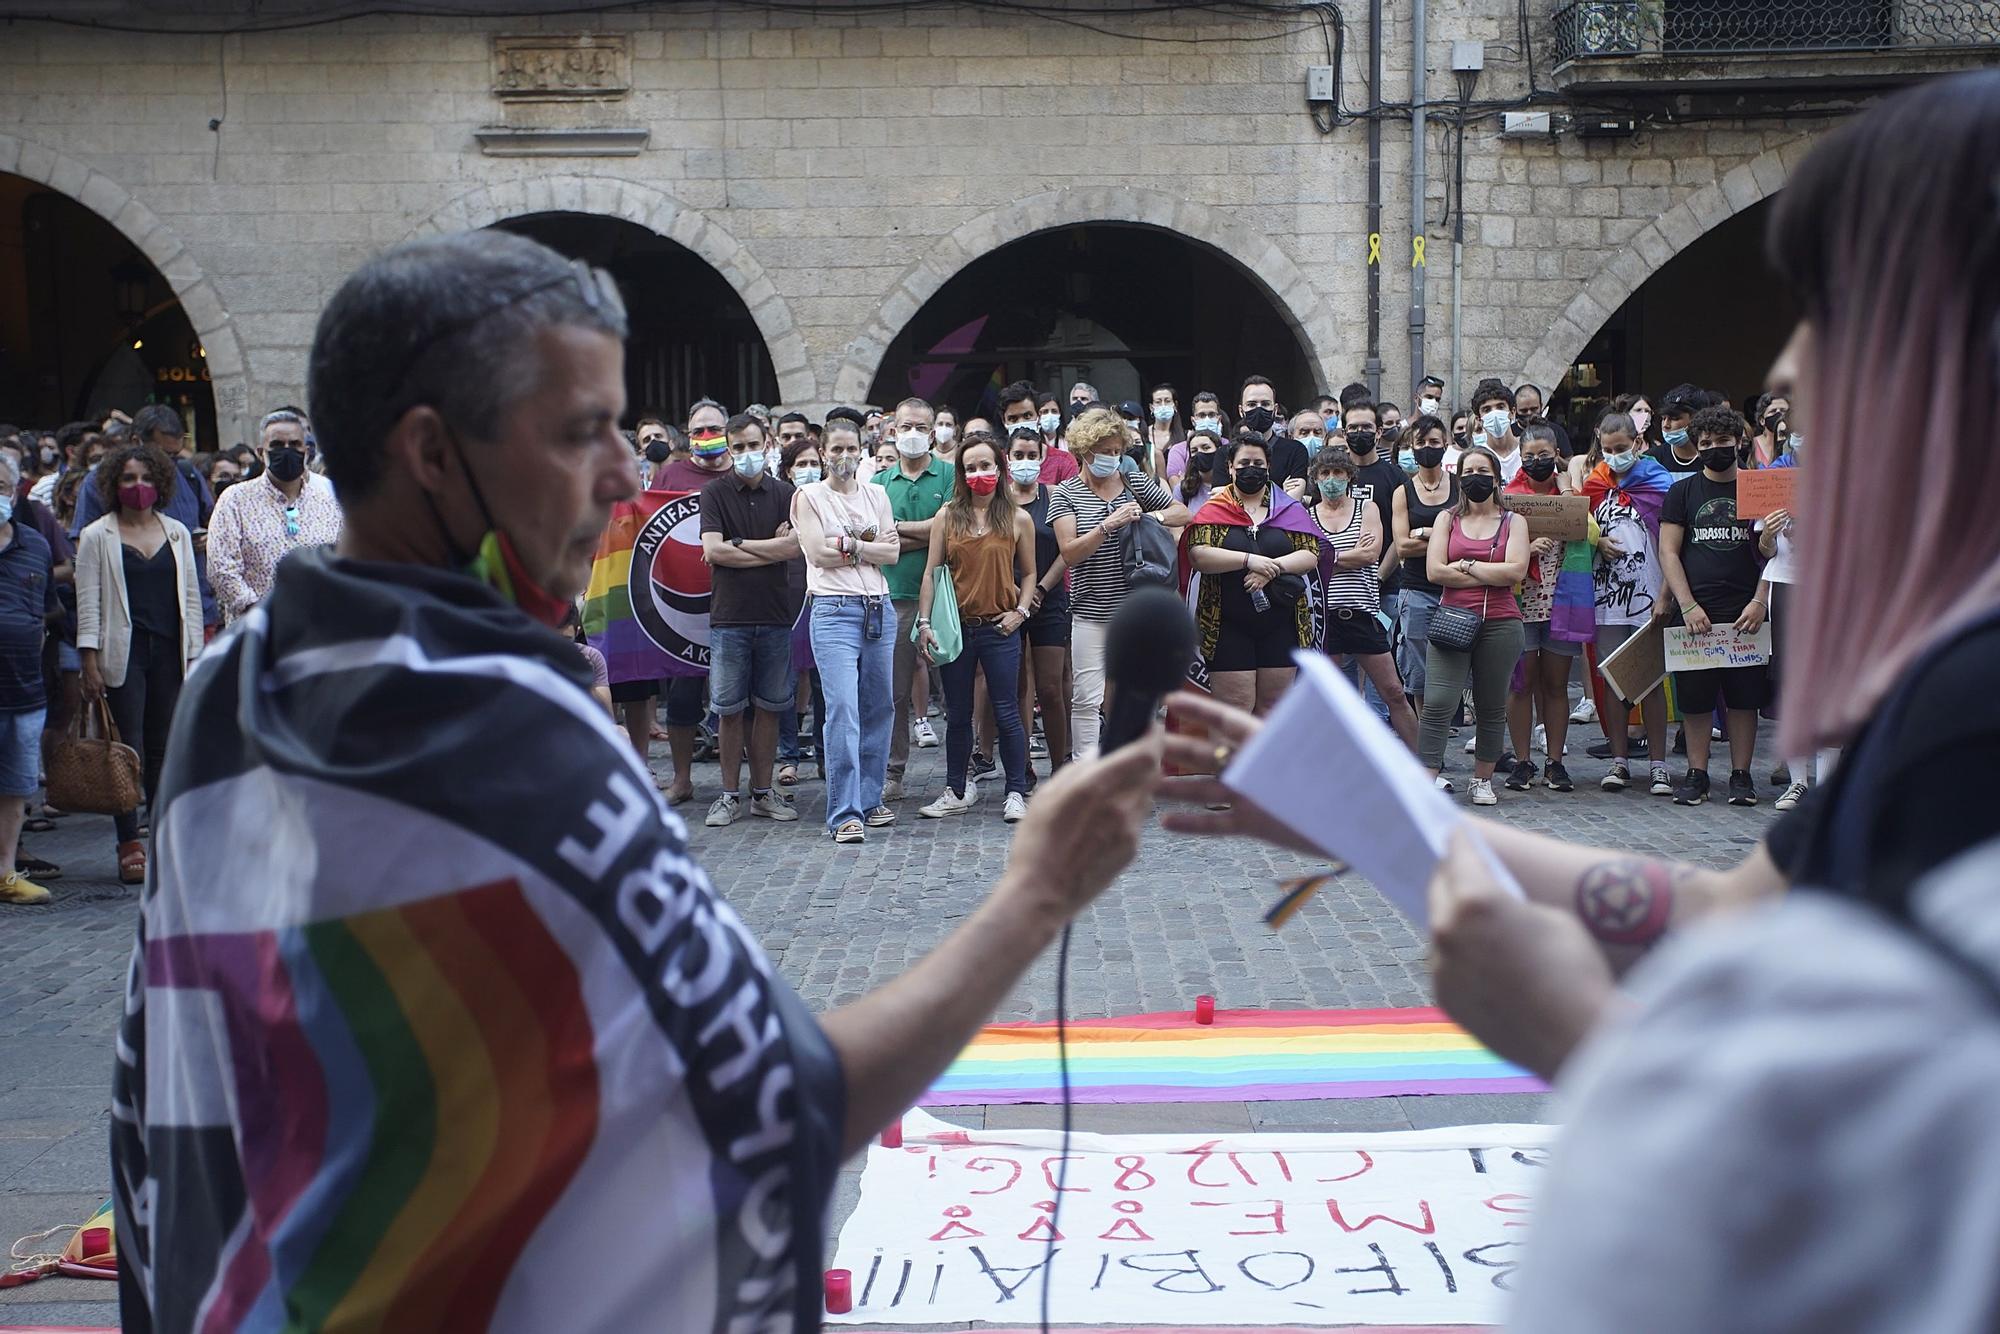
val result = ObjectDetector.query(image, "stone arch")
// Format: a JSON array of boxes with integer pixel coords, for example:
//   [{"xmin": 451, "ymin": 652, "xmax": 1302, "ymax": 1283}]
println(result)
[
  {"xmin": 1520, "ymin": 137, "xmax": 1813, "ymax": 392},
  {"xmin": 0, "ymin": 132, "xmax": 253, "ymax": 444},
  {"xmin": 405, "ymin": 176, "xmax": 815, "ymax": 406},
  {"xmin": 830, "ymin": 187, "xmax": 1346, "ymax": 406}
]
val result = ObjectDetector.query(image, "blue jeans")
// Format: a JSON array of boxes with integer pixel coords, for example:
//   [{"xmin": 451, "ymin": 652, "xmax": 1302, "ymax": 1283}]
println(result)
[
  {"xmin": 1398, "ymin": 587, "xmax": 1440, "ymax": 699},
  {"xmin": 1358, "ymin": 589, "xmax": 1402, "ymax": 721},
  {"xmin": 709, "ymin": 624, "xmax": 793, "ymax": 716},
  {"xmin": 810, "ymin": 596, "xmax": 895, "ymax": 829},
  {"xmin": 941, "ymin": 621, "xmax": 1028, "ymax": 796}
]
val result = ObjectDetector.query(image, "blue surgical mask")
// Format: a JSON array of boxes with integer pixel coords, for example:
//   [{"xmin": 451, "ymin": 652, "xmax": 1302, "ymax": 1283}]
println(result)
[
  {"xmin": 1662, "ymin": 427, "xmax": 1689, "ymax": 447},
  {"xmin": 1786, "ymin": 432, "xmax": 1804, "ymax": 455},
  {"xmin": 1605, "ymin": 449, "xmax": 1638, "ymax": 474},
  {"xmin": 0, "ymin": 495, "xmax": 13, "ymax": 525},
  {"xmin": 1009, "ymin": 459, "xmax": 1042, "ymax": 485},
  {"xmin": 1040, "ymin": 412, "xmax": 1063, "ymax": 436},
  {"xmin": 733, "ymin": 450, "xmax": 767, "ymax": 479},
  {"xmin": 1398, "ymin": 449, "xmax": 1417, "ymax": 472},
  {"xmin": 1296, "ymin": 434, "xmax": 1323, "ymax": 454},
  {"xmin": 1193, "ymin": 415, "xmax": 1221, "ymax": 431},
  {"xmin": 1088, "ymin": 452, "xmax": 1122, "ymax": 478},
  {"xmin": 1317, "ymin": 476, "xmax": 1349, "ymax": 500},
  {"xmin": 1481, "ymin": 409, "xmax": 1512, "ymax": 439},
  {"xmin": 1152, "ymin": 404, "xmax": 1174, "ymax": 423},
  {"xmin": 792, "ymin": 466, "xmax": 821, "ymax": 485}
]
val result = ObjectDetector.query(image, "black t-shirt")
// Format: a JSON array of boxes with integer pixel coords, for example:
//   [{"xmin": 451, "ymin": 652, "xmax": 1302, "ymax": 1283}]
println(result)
[
  {"xmin": 1649, "ymin": 441, "xmax": 1704, "ymax": 476},
  {"xmin": 1764, "ymin": 619, "xmax": 2000, "ymax": 912},
  {"xmin": 1350, "ymin": 454, "xmax": 1409, "ymax": 594},
  {"xmin": 1214, "ymin": 523, "xmax": 1297, "ymax": 623},
  {"xmin": 699, "ymin": 473, "xmax": 797, "ymax": 627},
  {"xmin": 1024, "ymin": 488, "xmax": 1070, "ymax": 617},
  {"xmin": 1264, "ymin": 436, "xmax": 1311, "ymax": 494},
  {"xmin": 1660, "ymin": 470, "xmax": 1761, "ymax": 620},
  {"xmin": 1399, "ymin": 472, "xmax": 1460, "ymax": 595}
]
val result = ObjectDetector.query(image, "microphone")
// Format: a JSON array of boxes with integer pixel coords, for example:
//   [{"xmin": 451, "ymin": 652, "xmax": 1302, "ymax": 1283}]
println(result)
[{"xmin": 1100, "ymin": 585, "xmax": 1197, "ymax": 752}]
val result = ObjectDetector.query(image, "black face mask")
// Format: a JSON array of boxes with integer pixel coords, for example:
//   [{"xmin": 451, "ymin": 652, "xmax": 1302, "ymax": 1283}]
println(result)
[
  {"xmin": 265, "ymin": 445, "xmax": 307, "ymax": 483},
  {"xmin": 1190, "ymin": 450, "xmax": 1216, "ymax": 473},
  {"xmin": 1460, "ymin": 474, "xmax": 1497, "ymax": 503},
  {"xmin": 1700, "ymin": 445, "xmax": 1737, "ymax": 473},
  {"xmin": 1414, "ymin": 445, "xmax": 1447, "ymax": 469},
  {"xmin": 644, "ymin": 440, "xmax": 671, "ymax": 464},
  {"xmin": 1346, "ymin": 429, "xmax": 1377, "ymax": 456},
  {"xmin": 1522, "ymin": 456, "xmax": 1558, "ymax": 482},
  {"xmin": 1234, "ymin": 464, "xmax": 1269, "ymax": 494},
  {"xmin": 1241, "ymin": 407, "xmax": 1276, "ymax": 435}
]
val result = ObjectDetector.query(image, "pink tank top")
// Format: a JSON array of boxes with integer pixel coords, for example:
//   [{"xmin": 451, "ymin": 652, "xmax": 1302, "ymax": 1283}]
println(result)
[{"xmin": 1440, "ymin": 511, "xmax": 1521, "ymax": 620}]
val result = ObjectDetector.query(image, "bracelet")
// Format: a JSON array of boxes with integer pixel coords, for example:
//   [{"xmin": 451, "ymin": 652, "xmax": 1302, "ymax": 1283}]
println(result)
[
  {"xmin": 1747, "ymin": 598, "xmax": 1766, "ymax": 609},
  {"xmin": 1680, "ymin": 603, "xmax": 1699, "ymax": 614},
  {"xmin": 915, "ymin": 616, "xmax": 931, "ymax": 627}
]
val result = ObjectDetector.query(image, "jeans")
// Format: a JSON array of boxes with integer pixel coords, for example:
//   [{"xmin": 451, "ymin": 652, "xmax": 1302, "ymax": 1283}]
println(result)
[
  {"xmin": 708, "ymin": 624, "xmax": 793, "ymax": 716},
  {"xmin": 1419, "ymin": 617, "xmax": 1526, "ymax": 770},
  {"xmin": 1398, "ymin": 587, "xmax": 1440, "ymax": 698},
  {"xmin": 108, "ymin": 629, "xmax": 183, "ymax": 842},
  {"xmin": 941, "ymin": 621, "xmax": 1028, "ymax": 796},
  {"xmin": 1359, "ymin": 588, "xmax": 1402, "ymax": 720},
  {"xmin": 777, "ymin": 671, "xmax": 824, "ymax": 765},
  {"xmin": 810, "ymin": 597, "xmax": 895, "ymax": 830},
  {"xmin": 1069, "ymin": 617, "xmax": 1109, "ymax": 757}
]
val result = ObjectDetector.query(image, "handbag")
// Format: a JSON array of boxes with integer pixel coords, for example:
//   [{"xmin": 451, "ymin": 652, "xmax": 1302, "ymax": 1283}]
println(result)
[
  {"xmin": 44, "ymin": 697, "xmax": 143, "ymax": 816},
  {"xmin": 914, "ymin": 564, "xmax": 964, "ymax": 665},
  {"xmin": 1124, "ymin": 510, "xmax": 1179, "ymax": 587},
  {"xmin": 1426, "ymin": 513, "xmax": 1511, "ymax": 653}
]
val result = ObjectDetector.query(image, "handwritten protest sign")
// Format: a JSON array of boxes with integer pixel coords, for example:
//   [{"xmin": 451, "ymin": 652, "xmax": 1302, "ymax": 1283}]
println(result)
[
  {"xmin": 1663, "ymin": 622, "xmax": 1772, "ymax": 671},
  {"xmin": 828, "ymin": 1109, "xmax": 1555, "ymax": 1326},
  {"xmin": 1736, "ymin": 468, "xmax": 1797, "ymax": 521},
  {"xmin": 1598, "ymin": 619, "xmax": 1666, "ymax": 703},
  {"xmin": 1500, "ymin": 492, "xmax": 1588, "ymax": 541}
]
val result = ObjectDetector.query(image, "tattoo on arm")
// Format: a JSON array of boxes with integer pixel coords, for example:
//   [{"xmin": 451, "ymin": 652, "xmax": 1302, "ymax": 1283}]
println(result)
[{"xmin": 1574, "ymin": 858, "xmax": 1676, "ymax": 948}]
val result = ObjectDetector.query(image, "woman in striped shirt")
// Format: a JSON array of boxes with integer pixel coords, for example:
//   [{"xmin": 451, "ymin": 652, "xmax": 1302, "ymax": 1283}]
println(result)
[{"xmin": 1311, "ymin": 442, "xmax": 1419, "ymax": 750}]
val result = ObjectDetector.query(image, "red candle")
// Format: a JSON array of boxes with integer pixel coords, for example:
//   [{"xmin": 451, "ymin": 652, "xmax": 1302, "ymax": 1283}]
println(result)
[
  {"xmin": 880, "ymin": 1119, "xmax": 903, "ymax": 1149},
  {"xmin": 824, "ymin": 1269, "xmax": 853, "ymax": 1314},
  {"xmin": 1195, "ymin": 995, "xmax": 1216, "ymax": 1024}
]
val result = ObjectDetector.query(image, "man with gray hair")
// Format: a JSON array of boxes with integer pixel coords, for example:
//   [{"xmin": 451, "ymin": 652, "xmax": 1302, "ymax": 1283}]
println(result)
[
  {"xmin": 0, "ymin": 449, "xmax": 57, "ymax": 905},
  {"xmin": 108, "ymin": 226, "xmax": 1166, "ymax": 1333},
  {"xmin": 204, "ymin": 406, "xmax": 343, "ymax": 621}
]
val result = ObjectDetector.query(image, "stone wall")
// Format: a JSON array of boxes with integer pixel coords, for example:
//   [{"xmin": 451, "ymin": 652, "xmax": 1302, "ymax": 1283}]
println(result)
[{"xmin": 0, "ymin": 2, "xmax": 1840, "ymax": 439}]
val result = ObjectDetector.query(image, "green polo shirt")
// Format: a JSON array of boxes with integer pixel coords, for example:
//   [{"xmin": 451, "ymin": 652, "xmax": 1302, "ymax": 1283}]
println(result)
[{"xmin": 873, "ymin": 455, "xmax": 954, "ymax": 601}]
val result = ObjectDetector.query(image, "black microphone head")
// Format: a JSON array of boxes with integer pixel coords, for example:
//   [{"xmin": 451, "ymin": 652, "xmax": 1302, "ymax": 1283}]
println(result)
[{"xmin": 1106, "ymin": 585, "xmax": 1197, "ymax": 696}]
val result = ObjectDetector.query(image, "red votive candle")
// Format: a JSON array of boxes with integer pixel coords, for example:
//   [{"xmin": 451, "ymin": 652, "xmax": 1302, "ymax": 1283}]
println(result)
[
  {"xmin": 824, "ymin": 1269, "xmax": 853, "ymax": 1314},
  {"xmin": 879, "ymin": 1120, "xmax": 903, "ymax": 1149},
  {"xmin": 1195, "ymin": 995, "xmax": 1216, "ymax": 1024}
]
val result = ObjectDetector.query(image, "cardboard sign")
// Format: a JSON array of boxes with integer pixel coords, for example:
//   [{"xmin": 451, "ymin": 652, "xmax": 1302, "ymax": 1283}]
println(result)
[
  {"xmin": 1500, "ymin": 492, "xmax": 1589, "ymax": 541},
  {"xmin": 1736, "ymin": 468, "xmax": 1798, "ymax": 521},
  {"xmin": 1597, "ymin": 618, "xmax": 1667, "ymax": 703},
  {"xmin": 1663, "ymin": 622, "xmax": 1772, "ymax": 671}
]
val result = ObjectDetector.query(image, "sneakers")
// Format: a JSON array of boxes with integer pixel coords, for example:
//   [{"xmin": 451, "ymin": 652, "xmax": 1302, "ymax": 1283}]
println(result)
[
  {"xmin": 913, "ymin": 719, "xmax": 939, "ymax": 748},
  {"xmin": 1770, "ymin": 763, "xmax": 1792, "ymax": 787},
  {"xmin": 1504, "ymin": 759, "xmax": 1538, "ymax": 792},
  {"xmin": 1543, "ymin": 761, "xmax": 1574, "ymax": 792},
  {"xmin": 1028, "ymin": 733, "xmax": 1049, "ymax": 758},
  {"xmin": 1464, "ymin": 733, "xmax": 1478, "ymax": 753},
  {"xmin": 1672, "ymin": 730, "xmax": 1688, "ymax": 756},
  {"xmin": 750, "ymin": 791, "xmax": 799, "ymax": 821},
  {"xmin": 1589, "ymin": 735, "xmax": 1646, "ymax": 760},
  {"xmin": 1469, "ymin": 777, "xmax": 1499, "ymax": 807},
  {"xmin": 834, "ymin": 819, "xmax": 866, "ymax": 844},
  {"xmin": 1649, "ymin": 764, "xmax": 1675, "ymax": 796},
  {"xmin": 865, "ymin": 804, "xmax": 897, "ymax": 827},
  {"xmin": 970, "ymin": 751, "xmax": 997, "ymax": 780},
  {"xmin": 705, "ymin": 793, "xmax": 741, "ymax": 827},
  {"xmin": 920, "ymin": 783, "xmax": 978, "ymax": 818},
  {"xmin": 1433, "ymin": 775, "xmax": 1455, "ymax": 793},
  {"xmin": 1775, "ymin": 779, "xmax": 1809, "ymax": 812},
  {"xmin": 1569, "ymin": 695, "xmax": 1597, "ymax": 724},
  {"xmin": 1672, "ymin": 769, "xmax": 1710, "ymax": 806},
  {"xmin": 881, "ymin": 778, "xmax": 904, "ymax": 802},
  {"xmin": 1727, "ymin": 770, "xmax": 1757, "ymax": 807},
  {"xmin": 1531, "ymin": 724, "xmax": 1565, "ymax": 756},
  {"xmin": 0, "ymin": 871, "xmax": 50, "ymax": 905},
  {"xmin": 1003, "ymin": 792, "xmax": 1028, "ymax": 823},
  {"xmin": 1601, "ymin": 759, "xmax": 1629, "ymax": 791}
]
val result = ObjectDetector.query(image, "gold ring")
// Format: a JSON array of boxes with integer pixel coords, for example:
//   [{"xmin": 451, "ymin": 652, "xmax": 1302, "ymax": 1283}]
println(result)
[{"xmin": 1212, "ymin": 743, "xmax": 1234, "ymax": 768}]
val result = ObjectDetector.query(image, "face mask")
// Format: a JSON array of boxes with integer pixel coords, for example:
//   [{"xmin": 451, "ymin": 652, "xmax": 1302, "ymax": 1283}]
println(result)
[
  {"xmin": 266, "ymin": 445, "xmax": 307, "ymax": 482},
  {"xmin": 1522, "ymin": 456, "xmax": 1558, "ymax": 482},
  {"xmin": 119, "ymin": 481, "xmax": 159, "ymax": 511},
  {"xmin": 1317, "ymin": 476, "xmax": 1349, "ymax": 500},
  {"xmin": 427, "ymin": 427, "xmax": 572, "ymax": 630},
  {"xmin": 1039, "ymin": 412, "xmax": 1063, "ymax": 436},
  {"xmin": 896, "ymin": 430, "xmax": 931, "ymax": 458},
  {"xmin": 1398, "ymin": 449, "xmax": 1417, "ymax": 472},
  {"xmin": 1347, "ymin": 429, "xmax": 1376, "ymax": 455},
  {"xmin": 1460, "ymin": 474, "xmax": 1497, "ymax": 503},
  {"xmin": 644, "ymin": 440, "xmax": 671, "ymax": 464},
  {"xmin": 1088, "ymin": 452, "xmax": 1123, "ymax": 479},
  {"xmin": 966, "ymin": 472, "xmax": 999, "ymax": 495},
  {"xmin": 1193, "ymin": 415, "xmax": 1220, "ymax": 431},
  {"xmin": 1699, "ymin": 445, "xmax": 1737, "ymax": 473},
  {"xmin": 1631, "ymin": 408, "xmax": 1652, "ymax": 434},
  {"xmin": 1191, "ymin": 450, "xmax": 1216, "ymax": 474},
  {"xmin": 1415, "ymin": 445, "xmax": 1446, "ymax": 469},
  {"xmin": 1152, "ymin": 404, "xmax": 1175, "ymax": 423},
  {"xmin": 1009, "ymin": 459, "xmax": 1042, "ymax": 485},
  {"xmin": 1786, "ymin": 432, "xmax": 1804, "ymax": 455},
  {"xmin": 1418, "ymin": 396, "xmax": 1441, "ymax": 416},
  {"xmin": 1242, "ymin": 406, "xmax": 1276, "ymax": 435},
  {"xmin": 1296, "ymin": 433, "xmax": 1323, "ymax": 454},
  {"xmin": 1605, "ymin": 449, "xmax": 1638, "ymax": 474},
  {"xmin": 1234, "ymin": 463, "xmax": 1269, "ymax": 494},
  {"xmin": 1480, "ymin": 409, "xmax": 1512, "ymax": 440},
  {"xmin": 934, "ymin": 424, "xmax": 956, "ymax": 444},
  {"xmin": 1662, "ymin": 426, "xmax": 1689, "ymax": 447},
  {"xmin": 792, "ymin": 466, "xmax": 821, "ymax": 485},
  {"xmin": 829, "ymin": 455, "xmax": 860, "ymax": 481},
  {"xmin": 734, "ymin": 450, "xmax": 767, "ymax": 479},
  {"xmin": 0, "ymin": 495, "xmax": 14, "ymax": 525}
]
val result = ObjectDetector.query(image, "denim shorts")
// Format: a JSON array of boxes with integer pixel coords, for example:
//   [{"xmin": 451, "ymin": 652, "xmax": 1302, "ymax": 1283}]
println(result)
[
  {"xmin": 0, "ymin": 706, "xmax": 45, "ymax": 797},
  {"xmin": 1520, "ymin": 619, "xmax": 1583, "ymax": 657},
  {"xmin": 708, "ymin": 624, "xmax": 794, "ymax": 716}
]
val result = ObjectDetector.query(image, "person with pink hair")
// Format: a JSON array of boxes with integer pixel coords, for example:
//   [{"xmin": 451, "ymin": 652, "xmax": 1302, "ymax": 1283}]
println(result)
[{"xmin": 1161, "ymin": 69, "xmax": 2000, "ymax": 1328}]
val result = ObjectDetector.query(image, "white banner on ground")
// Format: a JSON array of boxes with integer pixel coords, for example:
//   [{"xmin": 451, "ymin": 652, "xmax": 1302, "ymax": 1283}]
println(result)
[{"xmin": 827, "ymin": 1109, "xmax": 1557, "ymax": 1326}]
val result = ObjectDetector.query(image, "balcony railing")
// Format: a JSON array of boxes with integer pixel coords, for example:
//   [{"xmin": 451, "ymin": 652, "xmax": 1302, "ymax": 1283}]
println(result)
[{"xmin": 1552, "ymin": 0, "xmax": 2000, "ymax": 64}]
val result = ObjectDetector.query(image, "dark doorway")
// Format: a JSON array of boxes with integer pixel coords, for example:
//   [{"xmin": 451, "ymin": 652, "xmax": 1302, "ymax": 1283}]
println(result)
[
  {"xmin": 0, "ymin": 173, "xmax": 217, "ymax": 447},
  {"xmin": 867, "ymin": 224, "xmax": 1318, "ymax": 417},
  {"xmin": 492, "ymin": 212, "xmax": 779, "ymax": 426},
  {"xmin": 1555, "ymin": 197, "xmax": 1796, "ymax": 436}
]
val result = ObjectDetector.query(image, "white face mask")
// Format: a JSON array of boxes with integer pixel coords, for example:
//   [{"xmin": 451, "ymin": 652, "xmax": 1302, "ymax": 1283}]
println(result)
[
  {"xmin": 1481, "ymin": 408, "xmax": 1513, "ymax": 440},
  {"xmin": 1152, "ymin": 404, "xmax": 1175, "ymax": 423},
  {"xmin": 1193, "ymin": 414, "xmax": 1220, "ymax": 431},
  {"xmin": 1039, "ymin": 412, "xmax": 1063, "ymax": 436},
  {"xmin": 1418, "ymin": 396, "xmax": 1441, "ymax": 416},
  {"xmin": 934, "ymin": 424, "xmax": 956, "ymax": 444},
  {"xmin": 895, "ymin": 429, "xmax": 931, "ymax": 458}
]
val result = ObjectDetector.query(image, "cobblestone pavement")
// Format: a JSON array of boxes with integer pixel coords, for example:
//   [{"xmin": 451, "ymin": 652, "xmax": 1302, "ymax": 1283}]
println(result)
[{"xmin": 0, "ymin": 715, "xmax": 1777, "ymax": 1325}]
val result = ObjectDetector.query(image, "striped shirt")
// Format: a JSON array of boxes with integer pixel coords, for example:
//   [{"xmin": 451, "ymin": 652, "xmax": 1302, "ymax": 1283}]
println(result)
[
  {"xmin": 1045, "ymin": 472, "xmax": 1174, "ymax": 622},
  {"xmin": 1313, "ymin": 497, "xmax": 1382, "ymax": 613}
]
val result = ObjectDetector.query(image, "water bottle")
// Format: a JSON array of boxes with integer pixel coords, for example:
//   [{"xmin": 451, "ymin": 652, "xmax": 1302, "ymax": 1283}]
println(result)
[{"xmin": 1249, "ymin": 584, "xmax": 1270, "ymax": 613}]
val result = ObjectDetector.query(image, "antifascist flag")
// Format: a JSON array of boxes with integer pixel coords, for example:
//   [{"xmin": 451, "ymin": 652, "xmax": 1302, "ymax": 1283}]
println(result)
[{"xmin": 583, "ymin": 489, "xmax": 711, "ymax": 682}]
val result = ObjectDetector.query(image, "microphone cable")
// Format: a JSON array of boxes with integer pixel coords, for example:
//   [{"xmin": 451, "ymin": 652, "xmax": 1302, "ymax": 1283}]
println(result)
[{"xmin": 1039, "ymin": 922, "xmax": 1073, "ymax": 1334}]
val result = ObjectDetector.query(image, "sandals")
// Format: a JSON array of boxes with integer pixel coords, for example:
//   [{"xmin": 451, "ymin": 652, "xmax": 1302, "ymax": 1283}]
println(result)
[
  {"xmin": 118, "ymin": 841, "xmax": 146, "ymax": 885},
  {"xmin": 22, "ymin": 817, "xmax": 53, "ymax": 833},
  {"xmin": 776, "ymin": 764, "xmax": 798, "ymax": 787}
]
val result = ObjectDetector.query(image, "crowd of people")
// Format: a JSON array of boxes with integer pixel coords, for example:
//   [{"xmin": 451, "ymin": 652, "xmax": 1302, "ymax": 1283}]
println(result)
[{"xmin": 601, "ymin": 366, "xmax": 1808, "ymax": 844}]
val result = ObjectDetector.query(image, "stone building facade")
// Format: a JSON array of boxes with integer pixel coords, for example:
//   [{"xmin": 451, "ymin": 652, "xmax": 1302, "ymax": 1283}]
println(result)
[{"xmin": 0, "ymin": 1, "xmax": 1988, "ymax": 443}]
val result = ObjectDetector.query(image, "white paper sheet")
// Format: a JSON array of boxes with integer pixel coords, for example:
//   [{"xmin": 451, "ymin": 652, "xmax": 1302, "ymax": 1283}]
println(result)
[{"xmin": 1218, "ymin": 651, "xmax": 1520, "ymax": 927}]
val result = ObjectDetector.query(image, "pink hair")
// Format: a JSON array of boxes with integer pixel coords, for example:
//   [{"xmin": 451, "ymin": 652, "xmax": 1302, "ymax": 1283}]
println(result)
[{"xmin": 1767, "ymin": 71, "xmax": 2000, "ymax": 756}]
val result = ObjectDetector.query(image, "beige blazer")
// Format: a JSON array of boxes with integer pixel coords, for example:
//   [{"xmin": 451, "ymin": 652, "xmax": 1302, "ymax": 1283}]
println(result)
[{"xmin": 76, "ymin": 513, "xmax": 205, "ymax": 688}]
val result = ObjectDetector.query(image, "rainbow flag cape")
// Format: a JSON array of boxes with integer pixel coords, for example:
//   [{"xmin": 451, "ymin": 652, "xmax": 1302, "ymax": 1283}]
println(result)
[
  {"xmin": 583, "ymin": 488, "xmax": 711, "ymax": 681},
  {"xmin": 921, "ymin": 1006, "xmax": 1544, "ymax": 1105}
]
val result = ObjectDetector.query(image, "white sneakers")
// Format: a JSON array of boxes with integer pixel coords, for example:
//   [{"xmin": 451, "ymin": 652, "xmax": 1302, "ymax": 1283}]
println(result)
[
  {"xmin": 913, "ymin": 718, "xmax": 939, "ymax": 748},
  {"xmin": 1004, "ymin": 792, "xmax": 1028, "ymax": 823},
  {"xmin": 1469, "ymin": 777, "xmax": 1499, "ymax": 806},
  {"xmin": 1775, "ymin": 779, "xmax": 1809, "ymax": 812},
  {"xmin": 920, "ymin": 781, "xmax": 979, "ymax": 818},
  {"xmin": 750, "ymin": 792, "xmax": 797, "ymax": 821},
  {"xmin": 1569, "ymin": 695, "xmax": 1597, "ymax": 724}
]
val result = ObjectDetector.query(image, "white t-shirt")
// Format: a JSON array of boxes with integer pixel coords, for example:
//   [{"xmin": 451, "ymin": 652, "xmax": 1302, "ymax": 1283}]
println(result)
[
  {"xmin": 1591, "ymin": 490, "xmax": 1663, "ymax": 627},
  {"xmin": 794, "ymin": 479, "xmax": 896, "ymax": 596}
]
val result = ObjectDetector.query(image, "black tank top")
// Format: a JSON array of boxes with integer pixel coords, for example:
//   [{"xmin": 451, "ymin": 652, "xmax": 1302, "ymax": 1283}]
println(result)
[{"xmin": 1399, "ymin": 473, "xmax": 1459, "ymax": 595}]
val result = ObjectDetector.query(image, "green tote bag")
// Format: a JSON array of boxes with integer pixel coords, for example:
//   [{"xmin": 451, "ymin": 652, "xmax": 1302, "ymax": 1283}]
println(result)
[{"xmin": 915, "ymin": 564, "xmax": 964, "ymax": 664}]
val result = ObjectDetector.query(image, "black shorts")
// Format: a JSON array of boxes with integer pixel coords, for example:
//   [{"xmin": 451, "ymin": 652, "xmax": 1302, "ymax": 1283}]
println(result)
[
  {"xmin": 1673, "ymin": 663, "xmax": 1771, "ymax": 715},
  {"xmin": 1026, "ymin": 603, "xmax": 1072, "ymax": 649},
  {"xmin": 1211, "ymin": 608, "xmax": 1300, "ymax": 672},
  {"xmin": 1322, "ymin": 606, "xmax": 1391, "ymax": 657},
  {"xmin": 660, "ymin": 674, "xmax": 708, "ymax": 727},
  {"xmin": 609, "ymin": 677, "xmax": 657, "ymax": 704}
]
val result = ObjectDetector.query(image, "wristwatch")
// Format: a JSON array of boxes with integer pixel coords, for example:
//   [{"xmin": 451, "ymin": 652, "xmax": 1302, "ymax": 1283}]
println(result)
[{"xmin": 730, "ymin": 537, "xmax": 744, "ymax": 549}]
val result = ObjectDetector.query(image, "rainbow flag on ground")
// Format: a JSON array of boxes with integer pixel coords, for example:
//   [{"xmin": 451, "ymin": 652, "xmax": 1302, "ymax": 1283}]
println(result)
[
  {"xmin": 921, "ymin": 1006, "xmax": 1544, "ymax": 1106},
  {"xmin": 583, "ymin": 489, "xmax": 711, "ymax": 681}
]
